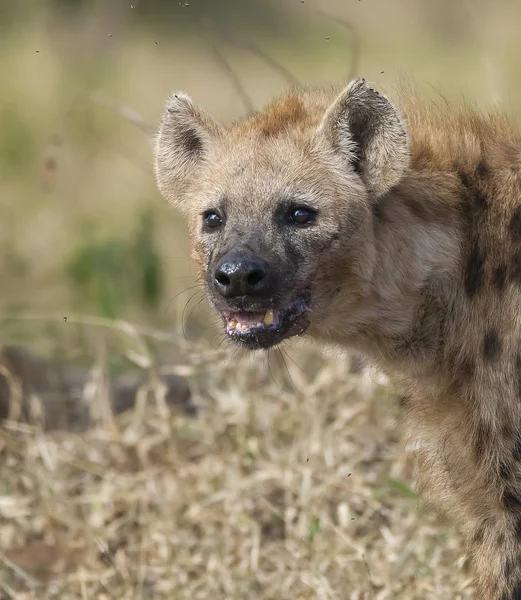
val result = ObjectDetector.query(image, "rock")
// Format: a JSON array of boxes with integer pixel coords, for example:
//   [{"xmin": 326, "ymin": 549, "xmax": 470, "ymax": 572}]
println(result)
[{"xmin": 0, "ymin": 345, "xmax": 196, "ymax": 431}]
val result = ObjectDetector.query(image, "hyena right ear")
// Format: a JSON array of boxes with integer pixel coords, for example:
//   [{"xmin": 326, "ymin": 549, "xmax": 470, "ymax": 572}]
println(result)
[
  {"xmin": 318, "ymin": 78, "xmax": 409, "ymax": 197},
  {"xmin": 154, "ymin": 93, "xmax": 224, "ymax": 210}
]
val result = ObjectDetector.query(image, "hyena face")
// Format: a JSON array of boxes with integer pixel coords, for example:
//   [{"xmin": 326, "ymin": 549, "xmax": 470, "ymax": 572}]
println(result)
[{"xmin": 154, "ymin": 80, "xmax": 409, "ymax": 349}]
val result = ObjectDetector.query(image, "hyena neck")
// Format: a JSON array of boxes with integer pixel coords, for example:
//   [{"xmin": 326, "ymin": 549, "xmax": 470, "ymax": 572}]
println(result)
[{"xmin": 318, "ymin": 169, "xmax": 464, "ymax": 380}]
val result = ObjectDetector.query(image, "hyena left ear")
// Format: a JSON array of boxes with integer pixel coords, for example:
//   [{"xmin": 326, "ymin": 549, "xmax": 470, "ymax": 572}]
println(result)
[
  {"xmin": 154, "ymin": 92, "xmax": 224, "ymax": 210},
  {"xmin": 318, "ymin": 78, "xmax": 409, "ymax": 197}
]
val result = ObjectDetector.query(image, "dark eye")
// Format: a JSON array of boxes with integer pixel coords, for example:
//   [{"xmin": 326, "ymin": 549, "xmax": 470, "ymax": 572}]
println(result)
[
  {"xmin": 288, "ymin": 206, "xmax": 317, "ymax": 227},
  {"xmin": 203, "ymin": 211, "xmax": 223, "ymax": 230}
]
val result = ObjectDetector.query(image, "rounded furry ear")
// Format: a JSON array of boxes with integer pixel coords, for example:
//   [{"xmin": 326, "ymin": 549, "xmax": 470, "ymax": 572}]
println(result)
[
  {"xmin": 154, "ymin": 92, "xmax": 223, "ymax": 209},
  {"xmin": 318, "ymin": 78, "xmax": 409, "ymax": 197}
]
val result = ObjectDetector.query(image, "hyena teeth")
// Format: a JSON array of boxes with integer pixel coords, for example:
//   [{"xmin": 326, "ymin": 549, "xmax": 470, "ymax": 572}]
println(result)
[{"xmin": 264, "ymin": 310, "xmax": 274, "ymax": 326}]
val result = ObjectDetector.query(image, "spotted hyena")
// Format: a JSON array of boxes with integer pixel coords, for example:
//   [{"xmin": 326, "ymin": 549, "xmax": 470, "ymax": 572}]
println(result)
[{"xmin": 154, "ymin": 77, "xmax": 521, "ymax": 598}]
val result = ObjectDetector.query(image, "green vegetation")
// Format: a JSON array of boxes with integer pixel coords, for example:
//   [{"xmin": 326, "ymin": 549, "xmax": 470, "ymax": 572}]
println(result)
[{"xmin": 66, "ymin": 209, "xmax": 164, "ymax": 319}]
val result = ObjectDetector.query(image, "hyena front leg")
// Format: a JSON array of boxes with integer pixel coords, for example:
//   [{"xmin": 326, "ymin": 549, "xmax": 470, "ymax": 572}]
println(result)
[
  {"xmin": 403, "ymin": 397, "xmax": 521, "ymax": 599},
  {"xmin": 463, "ymin": 424, "xmax": 521, "ymax": 598},
  {"xmin": 470, "ymin": 514, "xmax": 521, "ymax": 599}
]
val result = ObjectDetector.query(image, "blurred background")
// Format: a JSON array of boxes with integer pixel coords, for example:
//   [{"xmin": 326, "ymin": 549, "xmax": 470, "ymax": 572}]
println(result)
[{"xmin": 1, "ymin": 1, "xmax": 520, "ymax": 598}]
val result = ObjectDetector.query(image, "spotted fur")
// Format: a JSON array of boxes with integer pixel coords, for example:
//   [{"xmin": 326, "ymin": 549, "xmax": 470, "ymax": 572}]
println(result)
[{"xmin": 154, "ymin": 78, "xmax": 521, "ymax": 598}]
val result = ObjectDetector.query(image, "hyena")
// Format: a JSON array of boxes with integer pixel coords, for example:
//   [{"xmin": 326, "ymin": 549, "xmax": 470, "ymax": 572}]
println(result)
[{"xmin": 154, "ymin": 77, "xmax": 521, "ymax": 598}]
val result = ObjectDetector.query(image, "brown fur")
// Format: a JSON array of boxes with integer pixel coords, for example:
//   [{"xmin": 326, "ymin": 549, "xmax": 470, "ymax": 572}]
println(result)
[
  {"xmin": 154, "ymin": 78, "xmax": 521, "ymax": 598},
  {"xmin": 246, "ymin": 94, "xmax": 309, "ymax": 136}
]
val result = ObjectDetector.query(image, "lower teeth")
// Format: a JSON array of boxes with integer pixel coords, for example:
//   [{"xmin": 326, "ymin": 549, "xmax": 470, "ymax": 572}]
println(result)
[{"xmin": 228, "ymin": 317, "xmax": 272, "ymax": 332}]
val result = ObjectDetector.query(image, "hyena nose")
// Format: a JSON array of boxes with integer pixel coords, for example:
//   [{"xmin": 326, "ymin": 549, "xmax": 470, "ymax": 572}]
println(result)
[{"xmin": 214, "ymin": 253, "xmax": 269, "ymax": 298}]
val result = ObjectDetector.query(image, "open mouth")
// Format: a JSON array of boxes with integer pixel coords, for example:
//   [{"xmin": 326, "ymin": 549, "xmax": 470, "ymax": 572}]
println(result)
[{"xmin": 222, "ymin": 297, "xmax": 310, "ymax": 349}]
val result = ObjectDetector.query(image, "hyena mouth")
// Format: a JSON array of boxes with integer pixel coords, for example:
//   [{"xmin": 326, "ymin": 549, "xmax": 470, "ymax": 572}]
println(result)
[{"xmin": 222, "ymin": 297, "xmax": 309, "ymax": 350}]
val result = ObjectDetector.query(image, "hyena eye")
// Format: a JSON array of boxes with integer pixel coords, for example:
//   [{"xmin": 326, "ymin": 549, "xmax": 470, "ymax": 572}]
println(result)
[
  {"xmin": 287, "ymin": 206, "xmax": 317, "ymax": 227},
  {"xmin": 203, "ymin": 211, "xmax": 223, "ymax": 230}
]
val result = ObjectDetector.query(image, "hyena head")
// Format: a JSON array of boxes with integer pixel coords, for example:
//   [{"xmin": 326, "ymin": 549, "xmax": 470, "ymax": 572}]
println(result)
[{"xmin": 154, "ymin": 79, "xmax": 409, "ymax": 350}]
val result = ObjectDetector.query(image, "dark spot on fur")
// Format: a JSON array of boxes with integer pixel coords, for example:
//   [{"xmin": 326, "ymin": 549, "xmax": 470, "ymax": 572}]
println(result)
[
  {"xmin": 471, "ymin": 524, "xmax": 486, "ymax": 545},
  {"xmin": 483, "ymin": 329, "xmax": 502, "ymax": 362},
  {"xmin": 503, "ymin": 488, "xmax": 521, "ymax": 512},
  {"xmin": 393, "ymin": 284, "xmax": 443, "ymax": 361},
  {"xmin": 460, "ymin": 354, "xmax": 476, "ymax": 379},
  {"xmin": 457, "ymin": 170, "xmax": 470, "ymax": 188},
  {"xmin": 471, "ymin": 190, "xmax": 488, "ymax": 214},
  {"xmin": 514, "ymin": 440, "xmax": 521, "ymax": 460},
  {"xmin": 474, "ymin": 420, "xmax": 493, "ymax": 462},
  {"xmin": 515, "ymin": 353, "xmax": 521, "ymax": 398},
  {"xmin": 476, "ymin": 162, "xmax": 490, "ymax": 178},
  {"xmin": 510, "ymin": 250, "xmax": 521, "ymax": 284},
  {"xmin": 404, "ymin": 197, "xmax": 430, "ymax": 221},
  {"xmin": 505, "ymin": 555, "xmax": 516, "ymax": 579},
  {"xmin": 500, "ymin": 460, "xmax": 512, "ymax": 480},
  {"xmin": 503, "ymin": 422, "xmax": 515, "ymax": 440},
  {"xmin": 447, "ymin": 348, "xmax": 476, "ymax": 392},
  {"xmin": 507, "ymin": 581, "xmax": 521, "ymax": 600},
  {"xmin": 371, "ymin": 195, "xmax": 392, "ymax": 223},
  {"xmin": 493, "ymin": 265, "xmax": 508, "ymax": 292},
  {"xmin": 464, "ymin": 242, "xmax": 486, "ymax": 298},
  {"xmin": 462, "ymin": 188, "xmax": 488, "ymax": 219},
  {"xmin": 459, "ymin": 165, "xmax": 488, "ymax": 218},
  {"xmin": 515, "ymin": 517, "xmax": 521, "ymax": 540},
  {"xmin": 510, "ymin": 208, "xmax": 521, "ymax": 242}
]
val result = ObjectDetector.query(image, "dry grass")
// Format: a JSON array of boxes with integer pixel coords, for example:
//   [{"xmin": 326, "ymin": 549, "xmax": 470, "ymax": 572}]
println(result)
[{"xmin": 0, "ymin": 324, "xmax": 474, "ymax": 599}]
